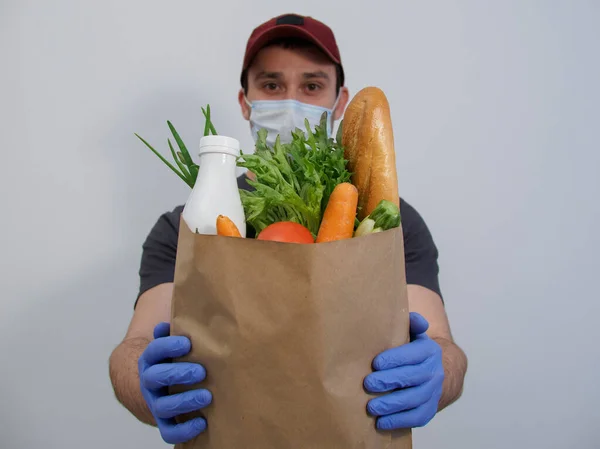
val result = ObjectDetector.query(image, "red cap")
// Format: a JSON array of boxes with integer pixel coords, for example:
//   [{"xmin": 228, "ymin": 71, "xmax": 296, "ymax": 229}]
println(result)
[{"xmin": 241, "ymin": 13, "xmax": 344, "ymax": 86}]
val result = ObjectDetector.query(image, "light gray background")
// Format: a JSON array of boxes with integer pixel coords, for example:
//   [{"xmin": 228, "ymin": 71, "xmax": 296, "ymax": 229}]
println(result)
[{"xmin": 1, "ymin": 1, "xmax": 599, "ymax": 448}]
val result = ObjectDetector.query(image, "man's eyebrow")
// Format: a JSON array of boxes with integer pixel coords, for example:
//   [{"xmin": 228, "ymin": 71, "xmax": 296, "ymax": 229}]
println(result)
[
  {"xmin": 254, "ymin": 71, "xmax": 283, "ymax": 80},
  {"xmin": 303, "ymin": 71, "xmax": 330, "ymax": 80}
]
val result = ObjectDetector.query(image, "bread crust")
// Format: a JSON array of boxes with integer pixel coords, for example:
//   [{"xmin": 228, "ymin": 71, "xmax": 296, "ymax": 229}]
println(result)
[{"xmin": 341, "ymin": 87, "xmax": 399, "ymax": 221}]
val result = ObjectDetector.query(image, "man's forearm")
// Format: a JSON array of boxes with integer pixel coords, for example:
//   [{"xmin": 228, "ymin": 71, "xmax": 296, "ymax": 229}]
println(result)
[
  {"xmin": 433, "ymin": 337, "xmax": 468, "ymax": 411},
  {"xmin": 109, "ymin": 337, "xmax": 156, "ymax": 426}
]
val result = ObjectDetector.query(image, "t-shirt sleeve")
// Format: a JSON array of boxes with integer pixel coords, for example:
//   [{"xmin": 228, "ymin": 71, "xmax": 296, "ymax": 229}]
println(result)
[
  {"xmin": 400, "ymin": 199, "xmax": 443, "ymax": 302},
  {"xmin": 135, "ymin": 206, "xmax": 183, "ymax": 308}
]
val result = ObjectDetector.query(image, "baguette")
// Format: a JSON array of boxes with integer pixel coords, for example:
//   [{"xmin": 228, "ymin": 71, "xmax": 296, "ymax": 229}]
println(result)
[
  {"xmin": 342, "ymin": 87, "xmax": 400, "ymax": 221},
  {"xmin": 341, "ymin": 87, "xmax": 399, "ymax": 221}
]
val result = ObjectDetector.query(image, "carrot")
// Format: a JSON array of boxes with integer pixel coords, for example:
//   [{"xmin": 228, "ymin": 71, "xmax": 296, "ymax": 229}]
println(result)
[
  {"xmin": 216, "ymin": 215, "xmax": 242, "ymax": 237},
  {"xmin": 316, "ymin": 182, "xmax": 359, "ymax": 243}
]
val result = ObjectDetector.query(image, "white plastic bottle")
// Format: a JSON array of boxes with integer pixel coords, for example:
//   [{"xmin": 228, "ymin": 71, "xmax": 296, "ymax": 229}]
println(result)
[{"xmin": 181, "ymin": 135, "xmax": 246, "ymax": 237}]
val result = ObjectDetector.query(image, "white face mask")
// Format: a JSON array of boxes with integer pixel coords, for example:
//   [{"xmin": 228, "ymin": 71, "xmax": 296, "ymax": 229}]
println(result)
[{"xmin": 245, "ymin": 96, "xmax": 340, "ymax": 147}]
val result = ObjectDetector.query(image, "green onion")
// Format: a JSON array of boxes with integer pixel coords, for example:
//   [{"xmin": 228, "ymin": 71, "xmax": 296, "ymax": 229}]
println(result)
[{"xmin": 135, "ymin": 104, "xmax": 219, "ymax": 189}]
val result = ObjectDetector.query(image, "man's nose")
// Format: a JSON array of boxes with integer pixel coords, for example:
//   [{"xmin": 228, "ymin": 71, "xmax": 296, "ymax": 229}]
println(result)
[{"xmin": 283, "ymin": 89, "xmax": 299, "ymax": 101}]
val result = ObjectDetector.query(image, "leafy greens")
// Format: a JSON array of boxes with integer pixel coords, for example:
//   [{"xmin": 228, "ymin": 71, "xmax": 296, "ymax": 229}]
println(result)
[{"xmin": 237, "ymin": 112, "xmax": 351, "ymax": 236}]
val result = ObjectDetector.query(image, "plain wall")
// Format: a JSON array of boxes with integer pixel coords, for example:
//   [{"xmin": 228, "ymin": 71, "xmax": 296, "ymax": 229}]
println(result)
[{"xmin": 1, "ymin": 1, "xmax": 599, "ymax": 448}]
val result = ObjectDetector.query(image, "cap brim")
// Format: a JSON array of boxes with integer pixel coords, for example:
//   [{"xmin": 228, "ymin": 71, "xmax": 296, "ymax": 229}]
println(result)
[{"xmin": 243, "ymin": 24, "xmax": 341, "ymax": 71}]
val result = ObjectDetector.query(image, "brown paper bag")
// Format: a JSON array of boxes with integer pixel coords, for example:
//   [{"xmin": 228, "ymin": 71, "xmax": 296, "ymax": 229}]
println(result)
[{"xmin": 170, "ymin": 218, "xmax": 412, "ymax": 449}]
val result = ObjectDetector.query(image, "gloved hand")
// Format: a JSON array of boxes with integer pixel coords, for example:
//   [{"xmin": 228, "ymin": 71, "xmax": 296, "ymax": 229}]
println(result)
[
  {"xmin": 138, "ymin": 322, "xmax": 212, "ymax": 444},
  {"xmin": 364, "ymin": 312, "xmax": 444, "ymax": 430}
]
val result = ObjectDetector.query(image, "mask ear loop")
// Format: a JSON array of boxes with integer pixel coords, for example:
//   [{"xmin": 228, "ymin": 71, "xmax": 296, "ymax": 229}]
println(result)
[
  {"xmin": 328, "ymin": 92, "xmax": 342, "ymax": 137},
  {"xmin": 331, "ymin": 92, "xmax": 341, "ymax": 112}
]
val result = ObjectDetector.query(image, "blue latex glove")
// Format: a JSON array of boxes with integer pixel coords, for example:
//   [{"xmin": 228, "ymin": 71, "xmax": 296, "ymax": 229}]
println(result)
[
  {"xmin": 364, "ymin": 312, "xmax": 444, "ymax": 430},
  {"xmin": 138, "ymin": 322, "xmax": 212, "ymax": 444}
]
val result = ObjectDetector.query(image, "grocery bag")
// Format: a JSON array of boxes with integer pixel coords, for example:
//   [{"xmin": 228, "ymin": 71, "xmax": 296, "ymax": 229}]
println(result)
[{"xmin": 169, "ymin": 217, "xmax": 412, "ymax": 449}]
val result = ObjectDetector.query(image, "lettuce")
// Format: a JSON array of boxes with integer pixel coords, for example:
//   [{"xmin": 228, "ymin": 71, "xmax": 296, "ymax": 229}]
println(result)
[{"xmin": 237, "ymin": 113, "xmax": 351, "ymax": 236}]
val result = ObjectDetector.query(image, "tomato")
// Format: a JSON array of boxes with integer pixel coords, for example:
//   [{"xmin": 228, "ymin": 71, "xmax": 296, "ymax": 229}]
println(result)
[{"xmin": 257, "ymin": 222, "xmax": 315, "ymax": 244}]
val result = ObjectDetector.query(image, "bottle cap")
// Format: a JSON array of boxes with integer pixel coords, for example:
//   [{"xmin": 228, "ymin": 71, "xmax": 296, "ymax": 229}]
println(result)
[{"xmin": 198, "ymin": 135, "xmax": 240, "ymax": 157}]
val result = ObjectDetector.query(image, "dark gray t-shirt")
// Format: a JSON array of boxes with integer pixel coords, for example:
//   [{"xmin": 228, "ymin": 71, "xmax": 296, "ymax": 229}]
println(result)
[{"xmin": 136, "ymin": 175, "xmax": 443, "ymax": 306}]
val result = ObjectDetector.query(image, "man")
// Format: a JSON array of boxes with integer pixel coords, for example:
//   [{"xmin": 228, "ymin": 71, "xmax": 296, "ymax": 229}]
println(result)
[{"xmin": 109, "ymin": 13, "xmax": 468, "ymax": 445}]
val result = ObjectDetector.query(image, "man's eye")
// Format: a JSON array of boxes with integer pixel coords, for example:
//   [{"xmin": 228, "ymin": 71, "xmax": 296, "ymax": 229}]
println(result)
[
  {"xmin": 306, "ymin": 83, "xmax": 321, "ymax": 92},
  {"xmin": 264, "ymin": 83, "xmax": 279, "ymax": 91}
]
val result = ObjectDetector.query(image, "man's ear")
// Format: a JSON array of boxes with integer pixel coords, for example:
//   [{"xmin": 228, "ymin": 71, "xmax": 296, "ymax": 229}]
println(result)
[
  {"xmin": 238, "ymin": 89, "xmax": 251, "ymax": 121},
  {"xmin": 333, "ymin": 86, "xmax": 350, "ymax": 121}
]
